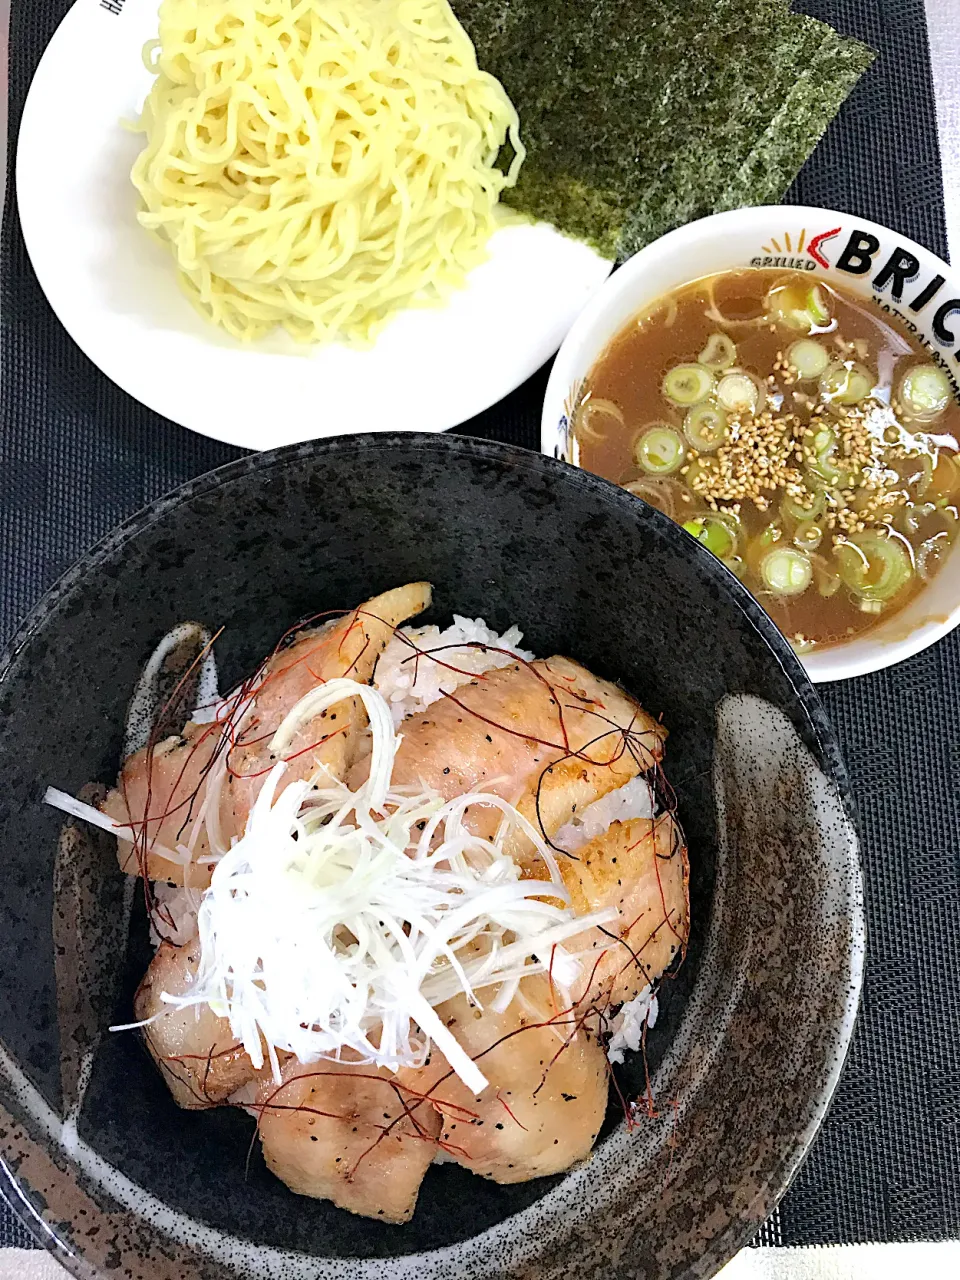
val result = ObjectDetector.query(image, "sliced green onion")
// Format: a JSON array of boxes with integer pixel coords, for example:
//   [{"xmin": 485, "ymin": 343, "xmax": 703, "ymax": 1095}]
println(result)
[
  {"xmin": 682, "ymin": 513, "xmax": 739, "ymax": 560},
  {"xmin": 813, "ymin": 453, "xmax": 856, "ymax": 488},
  {"xmin": 914, "ymin": 452, "xmax": 935, "ymax": 497},
  {"xmin": 767, "ymin": 281, "xmax": 834, "ymax": 333},
  {"xmin": 698, "ymin": 333, "xmax": 737, "ymax": 372},
  {"xmin": 808, "ymin": 426, "xmax": 857, "ymax": 487},
  {"xmin": 802, "ymin": 471, "xmax": 846, "ymax": 513},
  {"xmin": 787, "ymin": 339, "xmax": 830, "ymax": 381},
  {"xmin": 684, "ymin": 403, "xmax": 728, "ymax": 452},
  {"xmin": 899, "ymin": 364, "xmax": 953, "ymax": 422},
  {"xmin": 781, "ymin": 487, "xmax": 826, "ymax": 523},
  {"xmin": 623, "ymin": 477, "xmax": 680, "ymax": 519},
  {"xmin": 662, "ymin": 364, "xmax": 715, "ymax": 406},
  {"xmin": 792, "ymin": 521, "xmax": 823, "ymax": 552},
  {"xmin": 577, "ymin": 398, "xmax": 624, "ymax": 440},
  {"xmin": 808, "ymin": 285, "xmax": 831, "ymax": 326},
  {"xmin": 835, "ymin": 532, "xmax": 913, "ymax": 602},
  {"xmin": 759, "ymin": 547, "xmax": 813, "ymax": 596},
  {"xmin": 819, "ymin": 362, "xmax": 875, "ymax": 405},
  {"xmin": 812, "ymin": 427, "xmax": 834, "ymax": 455},
  {"xmin": 747, "ymin": 524, "xmax": 783, "ymax": 574},
  {"xmin": 717, "ymin": 372, "xmax": 762, "ymax": 415},
  {"xmin": 634, "ymin": 426, "xmax": 685, "ymax": 475}
]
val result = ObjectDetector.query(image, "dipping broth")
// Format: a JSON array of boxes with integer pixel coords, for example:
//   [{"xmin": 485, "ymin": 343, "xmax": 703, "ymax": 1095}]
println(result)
[{"xmin": 574, "ymin": 269, "xmax": 960, "ymax": 651}]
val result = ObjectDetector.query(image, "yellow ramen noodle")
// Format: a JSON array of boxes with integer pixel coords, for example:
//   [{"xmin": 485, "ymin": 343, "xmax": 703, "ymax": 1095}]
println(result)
[{"xmin": 130, "ymin": 0, "xmax": 525, "ymax": 344}]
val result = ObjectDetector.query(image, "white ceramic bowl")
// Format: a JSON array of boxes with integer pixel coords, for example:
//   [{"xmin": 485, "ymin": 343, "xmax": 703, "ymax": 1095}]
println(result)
[{"xmin": 542, "ymin": 205, "xmax": 960, "ymax": 683}]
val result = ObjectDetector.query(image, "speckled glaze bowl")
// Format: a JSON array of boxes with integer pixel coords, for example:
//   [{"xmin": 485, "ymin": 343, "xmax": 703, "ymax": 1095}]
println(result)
[{"xmin": 0, "ymin": 434, "xmax": 863, "ymax": 1280}]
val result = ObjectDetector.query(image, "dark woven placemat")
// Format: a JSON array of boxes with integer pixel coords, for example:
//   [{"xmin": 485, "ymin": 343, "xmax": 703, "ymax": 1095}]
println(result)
[{"xmin": 2, "ymin": 0, "xmax": 958, "ymax": 1252}]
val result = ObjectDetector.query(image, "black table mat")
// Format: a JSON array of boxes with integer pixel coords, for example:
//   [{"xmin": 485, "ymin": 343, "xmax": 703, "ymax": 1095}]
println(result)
[{"xmin": 2, "ymin": 0, "xmax": 958, "ymax": 1253}]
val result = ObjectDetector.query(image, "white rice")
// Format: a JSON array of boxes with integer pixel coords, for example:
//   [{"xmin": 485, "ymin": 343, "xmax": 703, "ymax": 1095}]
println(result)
[
  {"xmin": 551, "ymin": 777, "xmax": 661, "ymax": 1064},
  {"xmin": 373, "ymin": 616, "xmax": 535, "ymax": 725},
  {"xmin": 606, "ymin": 987, "xmax": 659, "ymax": 1064},
  {"xmin": 552, "ymin": 775, "xmax": 656, "ymax": 854}
]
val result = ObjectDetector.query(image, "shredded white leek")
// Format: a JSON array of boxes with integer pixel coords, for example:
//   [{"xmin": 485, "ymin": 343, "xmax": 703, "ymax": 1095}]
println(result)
[
  {"xmin": 156, "ymin": 680, "xmax": 614, "ymax": 1096},
  {"xmin": 43, "ymin": 787, "xmax": 185, "ymax": 865},
  {"xmin": 45, "ymin": 787, "xmax": 133, "ymax": 837}
]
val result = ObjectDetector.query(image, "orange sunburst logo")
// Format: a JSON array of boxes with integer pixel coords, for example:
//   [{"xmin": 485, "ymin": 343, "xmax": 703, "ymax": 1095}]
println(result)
[
  {"xmin": 757, "ymin": 226, "xmax": 842, "ymax": 270},
  {"xmin": 761, "ymin": 229, "xmax": 806, "ymax": 254}
]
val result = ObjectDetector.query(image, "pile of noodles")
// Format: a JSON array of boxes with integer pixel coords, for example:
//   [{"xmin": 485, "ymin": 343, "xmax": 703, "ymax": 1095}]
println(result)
[{"xmin": 130, "ymin": 0, "xmax": 525, "ymax": 344}]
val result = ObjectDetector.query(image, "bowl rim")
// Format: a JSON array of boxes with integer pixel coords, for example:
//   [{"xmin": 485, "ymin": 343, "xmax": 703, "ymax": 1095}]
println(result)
[
  {"xmin": 1, "ymin": 432, "xmax": 852, "ymax": 812},
  {"xmin": 0, "ymin": 432, "xmax": 840, "ymax": 776},
  {"xmin": 0, "ymin": 431, "xmax": 863, "ymax": 1280},
  {"xmin": 540, "ymin": 203, "xmax": 960, "ymax": 684}
]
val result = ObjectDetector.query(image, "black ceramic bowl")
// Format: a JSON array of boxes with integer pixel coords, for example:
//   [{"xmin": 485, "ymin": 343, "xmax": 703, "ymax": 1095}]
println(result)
[{"xmin": 0, "ymin": 434, "xmax": 862, "ymax": 1280}]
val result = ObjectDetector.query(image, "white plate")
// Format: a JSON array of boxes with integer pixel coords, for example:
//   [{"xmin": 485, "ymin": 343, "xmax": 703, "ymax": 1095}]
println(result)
[{"xmin": 16, "ymin": 0, "xmax": 612, "ymax": 451}]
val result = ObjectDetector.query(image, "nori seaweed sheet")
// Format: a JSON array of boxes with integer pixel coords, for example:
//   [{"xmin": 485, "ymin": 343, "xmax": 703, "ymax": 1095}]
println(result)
[{"xmin": 454, "ymin": 0, "xmax": 874, "ymax": 260}]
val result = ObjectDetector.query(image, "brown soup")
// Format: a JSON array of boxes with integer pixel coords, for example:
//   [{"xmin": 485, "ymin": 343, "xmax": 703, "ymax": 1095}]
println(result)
[{"xmin": 574, "ymin": 269, "xmax": 960, "ymax": 651}]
